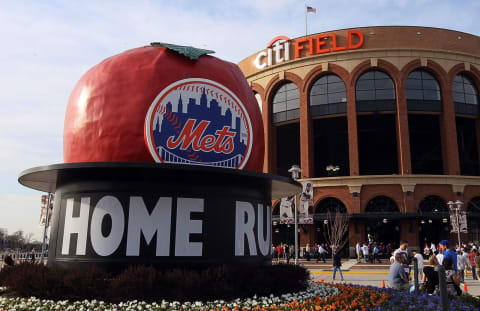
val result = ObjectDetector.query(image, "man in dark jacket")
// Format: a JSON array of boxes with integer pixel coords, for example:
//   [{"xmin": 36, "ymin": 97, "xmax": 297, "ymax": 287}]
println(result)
[{"xmin": 332, "ymin": 248, "xmax": 344, "ymax": 281}]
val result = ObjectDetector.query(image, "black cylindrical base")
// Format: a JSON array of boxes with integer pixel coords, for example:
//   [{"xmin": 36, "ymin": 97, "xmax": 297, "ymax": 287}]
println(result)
[{"xmin": 19, "ymin": 163, "xmax": 299, "ymax": 271}]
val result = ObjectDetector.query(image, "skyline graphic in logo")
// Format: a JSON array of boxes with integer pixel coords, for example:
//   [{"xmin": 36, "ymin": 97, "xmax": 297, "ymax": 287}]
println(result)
[{"xmin": 145, "ymin": 79, "xmax": 253, "ymax": 169}]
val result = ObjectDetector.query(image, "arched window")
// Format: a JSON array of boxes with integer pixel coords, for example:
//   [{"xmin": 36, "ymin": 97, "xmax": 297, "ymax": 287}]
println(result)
[
  {"xmin": 356, "ymin": 70, "xmax": 396, "ymax": 112},
  {"xmin": 272, "ymin": 82, "xmax": 299, "ymax": 123},
  {"xmin": 418, "ymin": 195, "xmax": 448, "ymax": 213},
  {"xmin": 314, "ymin": 197, "xmax": 347, "ymax": 215},
  {"xmin": 453, "ymin": 74, "xmax": 479, "ymax": 115},
  {"xmin": 310, "ymin": 74, "xmax": 346, "ymax": 116},
  {"xmin": 406, "ymin": 70, "xmax": 441, "ymax": 111},
  {"xmin": 365, "ymin": 196, "xmax": 399, "ymax": 213}
]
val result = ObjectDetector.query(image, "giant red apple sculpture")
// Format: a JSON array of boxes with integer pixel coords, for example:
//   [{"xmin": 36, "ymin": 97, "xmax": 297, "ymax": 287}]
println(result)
[{"xmin": 64, "ymin": 43, "xmax": 264, "ymax": 171}]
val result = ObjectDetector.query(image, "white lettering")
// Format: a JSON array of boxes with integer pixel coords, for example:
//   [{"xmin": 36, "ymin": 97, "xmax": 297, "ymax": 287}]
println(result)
[
  {"xmin": 284, "ymin": 41, "xmax": 290, "ymax": 61},
  {"xmin": 235, "ymin": 201, "xmax": 257, "ymax": 256},
  {"xmin": 175, "ymin": 198, "xmax": 204, "ymax": 256},
  {"xmin": 90, "ymin": 196, "xmax": 125, "ymax": 256},
  {"xmin": 267, "ymin": 48, "xmax": 272, "ymax": 66},
  {"xmin": 273, "ymin": 44, "xmax": 284, "ymax": 63},
  {"xmin": 61, "ymin": 197, "xmax": 90, "ymax": 255},
  {"xmin": 257, "ymin": 204, "xmax": 271, "ymax": 256},
  {"xmin": 126, "ymin": 197, "xmax": 172, "ymax": 256},
  {"xmin": 254, "ymin": 51, "xmax": 267, "ymax": 69}
]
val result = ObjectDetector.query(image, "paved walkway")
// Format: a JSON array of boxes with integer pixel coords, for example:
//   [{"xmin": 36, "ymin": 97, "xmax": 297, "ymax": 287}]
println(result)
[{"xmin": 291, "ymin": 258, "xmax": 480, "ymax": 297}]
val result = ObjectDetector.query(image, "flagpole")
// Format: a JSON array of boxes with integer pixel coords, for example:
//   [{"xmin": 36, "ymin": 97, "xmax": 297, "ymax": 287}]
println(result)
[{"xmin": 305, "ymin": 4, "xmax": 307, "ymax": 37}]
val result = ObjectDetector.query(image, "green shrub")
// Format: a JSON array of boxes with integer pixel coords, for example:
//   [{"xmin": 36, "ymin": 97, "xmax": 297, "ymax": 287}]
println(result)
[{"xmin": 0, "ymin": 263, "xmax": 309, "ymax": 302}]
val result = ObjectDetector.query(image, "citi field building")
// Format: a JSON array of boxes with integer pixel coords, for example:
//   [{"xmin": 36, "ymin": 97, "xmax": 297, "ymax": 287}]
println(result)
[{"xmin": 238, "ymin": 26, "xmax": 480, "ymax": 254}]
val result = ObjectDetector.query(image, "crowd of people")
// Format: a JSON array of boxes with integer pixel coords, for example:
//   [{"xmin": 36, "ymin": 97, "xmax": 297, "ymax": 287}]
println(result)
[
  {"xmin": 355, "ymin": 236, "xmax": 396, "ymax": 263},
  {"xmin": 271, "ymin": 243, "xmax": 332, "ymax": 264},
  {"xmin": 387, "ymin": 239, "xmax": 480, "ymax": 296}
]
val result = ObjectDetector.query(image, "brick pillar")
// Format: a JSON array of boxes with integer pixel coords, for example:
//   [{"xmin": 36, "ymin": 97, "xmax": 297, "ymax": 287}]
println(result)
[
  {"xmin": 396, "ymin": 84, "xmax": 412, "ymax": 175},
  {"xmin": 299, "ymin": 90, "xmax": 314, "ymax": 177},
  {"xmin": 400, "ymin": 219, "xmax": 419, "ymax": 250},
  {"xmin": 346, "ymin": 87, "xmax": 359, "ymax": 176},
  {"xmin": 299, "ymin": 225, "xmax": 315, "ymax": 247},
  {"xmin": 262, "ymin": 91, "xmax": 276, "ymax": 174},
  {"xmin": 440, "ymin": 85, "xmax": 461, "ymax": 175}
]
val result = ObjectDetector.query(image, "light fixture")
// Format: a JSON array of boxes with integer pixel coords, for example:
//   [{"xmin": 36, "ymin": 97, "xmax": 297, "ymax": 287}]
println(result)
[
  {"xmin": 297, "ymin": 229, "xmax": 300, "ymax": 233},
  {"xmin": 428, "ymin": 219, "xmax": 432, "ymax": 224},
  {"xmin": 442, "ymin": 218, "xmax": 448, "ymax": 223},
  {"xmin": 421, "ymin": 220, "xmax": 425, "ymax": 224},
  {"xmin": 274, "ymin": 228, "xmax": 280, "ymax": 233},
  {"xmin": 382, "ymin": 218, "xmax": 388, "ymax": 224},
  {"xmin": 273, "ymin": 221, "xmax": 278, "ymax": 226},
  {"xmin": 287, "ymin": 224, "xmax": 291, "ymax": 228},
  {"xmin": 288, "ymin": 165, "xmax": 302, "ymax": 180},
  {"xmin": 323, "ymin": 219, "xmax": 328, "ymax": 225}
]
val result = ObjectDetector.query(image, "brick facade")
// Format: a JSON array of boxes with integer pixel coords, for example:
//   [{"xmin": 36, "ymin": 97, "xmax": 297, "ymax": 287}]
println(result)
[{"xmin": 241, "ymin": 26, "xmax": 480, "ymax": 254}]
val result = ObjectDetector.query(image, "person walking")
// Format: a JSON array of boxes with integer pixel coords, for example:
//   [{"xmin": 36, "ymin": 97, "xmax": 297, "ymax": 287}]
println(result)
[
  {"xmin": 356, "ymin": 242, "xmax": 362, "ymax": 263},
  {"xmin": 285, "ymin": 244, "xmax": 290, "ymax": 264},
  {"xmin": 362, "ymin": 243, "xmax": 369, "ymax": 263},
  {"xmin": 394, "ymin": 240, "xmax": 410, "ymax": 274},
  {"xmin": 305, "ymin": 243, "xmax": 311, "ymax": 261},
  {"xmin": 332, "ymin": 248, "xmax": 344, "ymax": 282},
  {"xmin": 457, "ymin": 249, "xmax": 470, "ymax": 283},
  {"xmin": 373, "ymin": 244, "xmax": 380, "ymax": 263},
  {"xmin": 318, "ymin": 244, "xmax": 327, "ymax": 263},
  {"xmin": 413, "ymin": 250, "xmax": 424, "ymax": 280},
  {"xmin": 468, "ymin": 247, "xmax": 477, "ymax": 280}
]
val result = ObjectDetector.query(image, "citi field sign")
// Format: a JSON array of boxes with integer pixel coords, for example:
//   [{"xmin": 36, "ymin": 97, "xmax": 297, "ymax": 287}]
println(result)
[{"xmin": 254, "ymin": 30, "xmax": 364, "ymax": 69}]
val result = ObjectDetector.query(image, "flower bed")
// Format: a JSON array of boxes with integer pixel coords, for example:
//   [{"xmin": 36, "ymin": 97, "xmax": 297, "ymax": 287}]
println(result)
[
  {"xmin": 0, "ymin": 282, "xmax": 339, "ymax": 311},
  {"xmin": 373, "ymin": 287, "xmax": 480, "ymax": 311},
  {"xmin": 2, "ymin": 282, "xmax": 479, "ymax": 310}
]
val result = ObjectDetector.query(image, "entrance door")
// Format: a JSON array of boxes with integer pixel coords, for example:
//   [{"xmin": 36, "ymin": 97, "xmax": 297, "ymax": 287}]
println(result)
[
  {"xmin": 366, "ymin": 219, "xmax": 400, "ymax": 249},
  {"xmin": 418, "ymin": 218, "xmax": 450, "ymax": 247}
]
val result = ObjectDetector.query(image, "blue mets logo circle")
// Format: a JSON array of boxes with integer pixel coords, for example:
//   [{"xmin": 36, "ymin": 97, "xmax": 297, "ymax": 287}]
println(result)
[{"xmin": 145, "ymin": 78, "xmax": 253, "ymax": 169}]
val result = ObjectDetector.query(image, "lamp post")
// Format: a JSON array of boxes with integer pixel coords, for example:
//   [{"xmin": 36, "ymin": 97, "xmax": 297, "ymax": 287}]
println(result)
[
  {"xmin": 40, "ymin": 192, "xmax": 52, "ymax": 264},
  {"xmin": 288, "ymin": 164, "xmax": 302, "ymax": 265},
  {"xmin": 447, "ymin": 200, "xmax": 463, "ymax": 248}
]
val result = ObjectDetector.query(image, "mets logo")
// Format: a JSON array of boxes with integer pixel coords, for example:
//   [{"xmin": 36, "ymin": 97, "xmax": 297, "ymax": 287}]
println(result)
[{"xmin": 145, "ymin": 78, "xmax": 253, "ymax": 169}]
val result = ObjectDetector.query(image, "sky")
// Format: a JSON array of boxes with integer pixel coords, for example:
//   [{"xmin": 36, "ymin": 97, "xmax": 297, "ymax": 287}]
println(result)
[{"xmin": 1, "ymin": 0, "xmax": 479, "ymax": 241}]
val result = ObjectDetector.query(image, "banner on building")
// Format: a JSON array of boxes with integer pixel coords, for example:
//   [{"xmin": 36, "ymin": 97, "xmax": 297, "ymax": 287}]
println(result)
[
  {"xmin": 450, "ymin": 210, "xmax": 468, "ymax": 233},
  {"xmin": 279, "ymin": 196, "xmax": 294, "ymax": 224},
  {"xmin": 298, "ymin": 181, "xmax": 314, "ymax": 224},
  {"xmin": 39, "ymin": 194, "xmax": 54, "ymax": 227}
]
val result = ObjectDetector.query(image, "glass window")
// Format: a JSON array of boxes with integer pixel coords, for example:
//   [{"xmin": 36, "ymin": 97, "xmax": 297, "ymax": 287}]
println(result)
[
  {"xmin": 355, "ymin": 70, "xmax": 396, "ymax": 101},
  {"xmin": 272, "ymin": 82, "xmax": 299, "ymax": 123},
  {"xmin": 406, "ymin": 70, "xmax": 441, "ymax": 102},
  {"xmin": 309, "ymin": 74, "xmax": 346, "ymax": 106},
  {"xmin": 453, "ymin": 74, "xmax": 479, "ymax": 105}
]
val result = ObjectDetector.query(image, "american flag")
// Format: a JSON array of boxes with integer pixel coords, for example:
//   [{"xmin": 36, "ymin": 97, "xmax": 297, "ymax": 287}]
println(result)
[{"xmin": 306, "ymin": 6, "xmax": 316, "ymax": 13}]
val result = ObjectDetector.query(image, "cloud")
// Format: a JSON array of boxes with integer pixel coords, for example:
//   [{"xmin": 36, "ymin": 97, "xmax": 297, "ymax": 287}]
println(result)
[{"xmin": 0, "ymin": 0, "xmax": 480, "ymax": 237}]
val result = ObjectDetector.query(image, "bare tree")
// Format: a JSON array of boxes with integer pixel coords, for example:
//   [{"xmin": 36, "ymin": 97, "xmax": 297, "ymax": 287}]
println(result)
[{"xmin": 323, "ymin": 207, "xmax": 349, "ymax": 251}]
